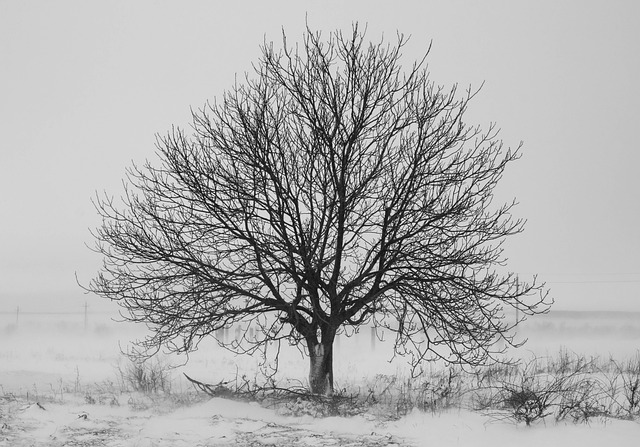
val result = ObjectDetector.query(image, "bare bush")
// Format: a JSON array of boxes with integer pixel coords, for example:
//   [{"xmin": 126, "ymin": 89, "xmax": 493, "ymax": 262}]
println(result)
[
  {"xmin": 555, "ymin": 376, "xmax": 608, "ymax": 423},
  {"xmin": 479, "ymin": 351, "xmax": 608, "ymax": 425},
  {"xmin": 608, "ymin": 352, "xmax": 640, "ymax": 418},
  {"xmin": 117, "ymin": 356, "xmax": 172, "ymax": 394}
]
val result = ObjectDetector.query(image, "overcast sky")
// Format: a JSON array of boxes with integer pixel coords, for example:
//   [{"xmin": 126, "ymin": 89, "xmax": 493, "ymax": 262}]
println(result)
[{"xmin": 1, "ymin": 1, "xmax": 639, "ymax": 313}]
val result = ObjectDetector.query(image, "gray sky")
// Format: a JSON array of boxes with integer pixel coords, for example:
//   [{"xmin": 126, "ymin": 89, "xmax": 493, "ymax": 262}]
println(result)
[{"xmin": 1, "ymin": 1, "xmax": 639, "ymax": 313}]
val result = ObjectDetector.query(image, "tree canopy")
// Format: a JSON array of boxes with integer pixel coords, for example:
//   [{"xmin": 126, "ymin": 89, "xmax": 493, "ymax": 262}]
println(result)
[{"xmin": 88, "ymin": 24, "xmax": 550, "ymax": 395}]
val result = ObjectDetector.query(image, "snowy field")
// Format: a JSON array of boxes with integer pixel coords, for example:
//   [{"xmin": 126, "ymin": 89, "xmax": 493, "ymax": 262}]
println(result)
[{"xmin": 1, "ymin": 308, "xmax": 639, "ymax": 446}]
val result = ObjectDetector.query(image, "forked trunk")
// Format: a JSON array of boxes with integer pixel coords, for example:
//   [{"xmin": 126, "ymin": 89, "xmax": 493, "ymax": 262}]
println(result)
[{"xmin": 308, "ymin": 340, "xmax": 334, "ymax": 396}]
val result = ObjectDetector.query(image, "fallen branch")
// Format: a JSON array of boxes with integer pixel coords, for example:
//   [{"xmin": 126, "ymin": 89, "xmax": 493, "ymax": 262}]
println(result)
[
  {"xmin": 182, "ymin": 373, "xmax": 350, "ymax": 402},
  {"xmin": 183, "ymin": 374, "xmax": 235, "ymax": 398}
]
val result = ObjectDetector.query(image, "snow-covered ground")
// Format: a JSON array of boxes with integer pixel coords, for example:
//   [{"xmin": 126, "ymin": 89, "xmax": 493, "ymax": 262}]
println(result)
[
  {"xmin": 3, "ymin": 394, "xmax": 639, "ymax": 446},
  {"xmin": 1, "ymin": 309, "xmax": 639, "ymax": 446}
]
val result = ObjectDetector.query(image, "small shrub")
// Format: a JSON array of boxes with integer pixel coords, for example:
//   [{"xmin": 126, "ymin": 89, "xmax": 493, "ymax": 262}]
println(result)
[
  {"xmin": 482, "ymin": 352, "xmax": 605, "ymax": 425},
  {"xmin": 555, "ymin": 377, "xmax": 608, "ymax": 423},
  {"xmin": 414, "ymin": 367, "xmax": 464, "ymax": 413},
  {"xmin": 117, "ymin": 355, "xmax": 172, "ymax": 394},
  {"xmin": 609, "ymin": 352, "xmax": 640, "ymax": 418},
  {"xmin": 497, "ymin": 377, "xmax": 553, "ymax": 425}
]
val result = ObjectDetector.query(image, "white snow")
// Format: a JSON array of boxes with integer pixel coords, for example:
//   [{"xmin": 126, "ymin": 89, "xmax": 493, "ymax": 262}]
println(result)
[
  {"xmin": 3, "ymin": 394, "xmax": 639, "ymax": 446},
  {"xmin": 1, "ymin": 310, "xmax": 640, "ymax": 446}
]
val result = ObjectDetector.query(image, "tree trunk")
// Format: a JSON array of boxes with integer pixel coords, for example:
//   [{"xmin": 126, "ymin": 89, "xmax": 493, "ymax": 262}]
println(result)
[{"xmin": 308, "ymin": 340, "xmax": 334, "ymax": 396}]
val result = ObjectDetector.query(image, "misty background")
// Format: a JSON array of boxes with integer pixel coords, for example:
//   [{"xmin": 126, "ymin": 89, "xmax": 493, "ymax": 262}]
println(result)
[{"xmin": 1, "ymin": 1, "xmax": 639, "ymax": 318}]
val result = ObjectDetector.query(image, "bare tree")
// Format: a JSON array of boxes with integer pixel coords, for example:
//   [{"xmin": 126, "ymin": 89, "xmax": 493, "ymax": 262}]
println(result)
[{"xmin": 87, "ymin": 24, "xmax": 550, "ymax": 396}]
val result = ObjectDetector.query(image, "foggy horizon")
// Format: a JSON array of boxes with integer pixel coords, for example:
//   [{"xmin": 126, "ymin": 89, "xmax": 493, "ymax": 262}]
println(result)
[{"xmin": 2, "ymin": 1, "xmax": 640, "ymax": 314}]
